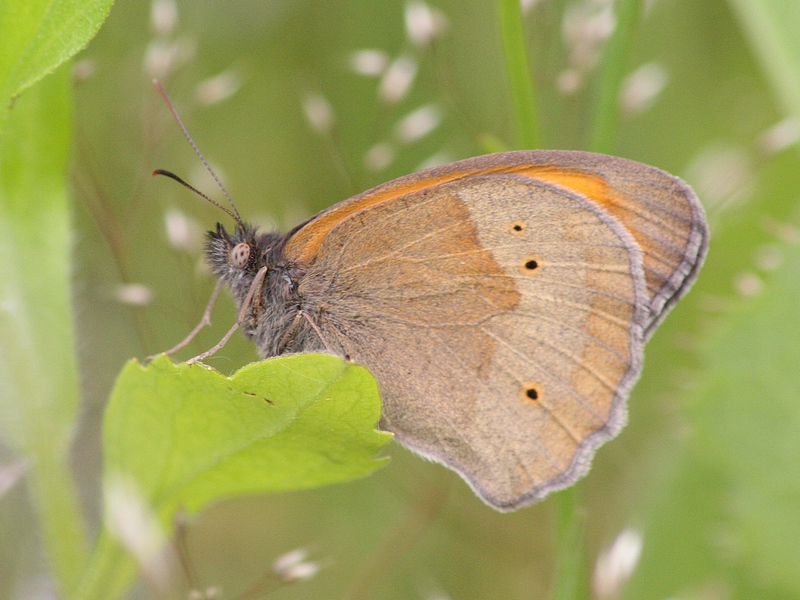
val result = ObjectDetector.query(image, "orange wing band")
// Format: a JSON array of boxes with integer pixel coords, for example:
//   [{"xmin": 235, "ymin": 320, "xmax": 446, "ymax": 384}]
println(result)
[{"xmin": 285, "ymin": 163, "xmax": 631, "ymax": 264}]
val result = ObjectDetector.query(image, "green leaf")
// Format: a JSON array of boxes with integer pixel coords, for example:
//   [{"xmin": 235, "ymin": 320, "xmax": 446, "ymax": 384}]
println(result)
[
  {"xmin": 79, "ymin": 354, "xmax": 390, "ymax": 600},
  {"xmin": 0, "ymin": 0, "xmax": 115, "ymax": 124},
  {"xmin": 104, "ymin": 354, "xmax": 391, "ymax": 521}
]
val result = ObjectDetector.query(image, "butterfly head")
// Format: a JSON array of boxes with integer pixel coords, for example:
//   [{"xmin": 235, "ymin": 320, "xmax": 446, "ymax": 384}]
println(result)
[{"xmin": 205, "ymin": 222, "xmax": 288, "ymax": 284}]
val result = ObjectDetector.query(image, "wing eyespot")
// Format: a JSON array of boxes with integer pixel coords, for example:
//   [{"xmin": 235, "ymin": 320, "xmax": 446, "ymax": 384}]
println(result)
[
  {"xmin": 521, "ymin": 383, "xmax": 540, "ymax": 403},
  {"xmin": 521, "ymin": 256, "xmax": 540, "ymax": 273},
  {"xmin": 510, "ymin": 220, "xmax": 526, "ymax": 236}
]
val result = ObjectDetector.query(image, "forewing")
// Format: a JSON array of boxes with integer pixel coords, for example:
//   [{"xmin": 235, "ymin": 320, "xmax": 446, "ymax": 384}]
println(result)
[{"xmin": 287, "ymin": 150, "xmax": 708, "ymax": 338}]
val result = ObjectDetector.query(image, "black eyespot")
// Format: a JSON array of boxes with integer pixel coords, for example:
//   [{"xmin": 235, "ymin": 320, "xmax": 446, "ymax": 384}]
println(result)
[
  {"xmin": 524, "ymin": 259, "xmax": 538, "ymax": 270},
  {"xmin": 510, "ymin": 220, "xmax": 526, "ymax": 235},
  {"xmin": 521, "ymin": 382, "xmax": 540, "ymax": 403}
]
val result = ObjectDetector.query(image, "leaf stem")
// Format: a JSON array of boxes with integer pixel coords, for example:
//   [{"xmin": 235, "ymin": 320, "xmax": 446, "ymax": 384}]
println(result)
[{"xmin": 497, "ymin": 0, "xmax": 539, "ymax": 149}]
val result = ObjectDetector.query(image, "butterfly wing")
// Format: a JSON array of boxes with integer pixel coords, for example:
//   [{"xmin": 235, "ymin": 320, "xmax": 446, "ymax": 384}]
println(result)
[
  {"xmin": 287, "ymin": 151, "xmax": 707, "ymax": 338},
  {"xmin": 287, "ymin": 150, "xmax": 706, "ymax": 510}
]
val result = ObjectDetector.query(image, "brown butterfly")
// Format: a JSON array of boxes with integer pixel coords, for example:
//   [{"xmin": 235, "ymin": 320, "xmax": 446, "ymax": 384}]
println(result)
[{"xmin": 155, "ymin": 87, "xmax": 707, "ymax": 511}]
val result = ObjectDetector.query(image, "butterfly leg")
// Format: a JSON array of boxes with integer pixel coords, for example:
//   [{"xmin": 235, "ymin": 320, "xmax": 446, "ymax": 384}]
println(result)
[
  {"xmin": 301, "ymin": 311, "xmax": 334, "ymax": 354},
  {"xmin": 276, "ymin": 311, "xmax": 304, "ymax": 354},
  {"xmin": 186, "ymin": 266, "xmax": 268, "ymax": 365},
  {"xmin": 150, "ymin": 278, "xmax": 225, "ymax": 359},
  {"xmin": 274, "ymin": 308, "xmax": 333, "ymax": 356}
]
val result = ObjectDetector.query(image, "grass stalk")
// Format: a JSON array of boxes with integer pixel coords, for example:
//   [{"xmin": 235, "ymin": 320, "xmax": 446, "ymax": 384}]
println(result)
[
  {"xmin": 497, "ymin": 0, "xmax": 539, "ymax": 149},
  {"xmin": 588, "ymin": 0, "xmax": 643, "ymax": 153}
]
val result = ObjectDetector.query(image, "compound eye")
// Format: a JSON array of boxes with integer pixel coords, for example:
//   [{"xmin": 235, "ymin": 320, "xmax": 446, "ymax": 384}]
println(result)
[{"xmin": 229, "ymin": 242, "xmax": 251, "ymax": 268}]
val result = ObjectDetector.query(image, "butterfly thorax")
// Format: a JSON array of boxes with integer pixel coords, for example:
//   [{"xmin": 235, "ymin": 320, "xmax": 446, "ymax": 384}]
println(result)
[{"xmin": 205, "ymin": 222, "xmax": 318, "ymax": 358}]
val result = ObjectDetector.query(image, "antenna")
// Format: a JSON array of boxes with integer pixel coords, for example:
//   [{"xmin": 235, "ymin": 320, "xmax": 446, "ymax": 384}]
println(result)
[
  {"xmin": 152, "ymin": 169, "xmax": 242, "ymax": 226},
  {"xmin": 152, "ymin": 79, "xmax": 245, "ymax": 231}
]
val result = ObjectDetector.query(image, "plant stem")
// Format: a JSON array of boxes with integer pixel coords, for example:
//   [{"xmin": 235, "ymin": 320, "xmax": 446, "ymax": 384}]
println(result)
[
  {"xmin": 497, "ymin": 0, "xmax": 539, "ymax": 149},
  {"xmin": 75, "ymin": 528, "xmax": 138, "ymax": 600},
  {"xmin": 27, "ymin": 452, "xmax": 89, "ymax": 598},
  {"xmin": 549, "ymin": 486, "xmax": 588, "ymax": 600},
  {"xmin": 345, "ymin": 477, "xmax": 448, "ymax": 600},
  {"xmin": 588, "ymin": 0, "xmax": 643, "ymax": 154}
]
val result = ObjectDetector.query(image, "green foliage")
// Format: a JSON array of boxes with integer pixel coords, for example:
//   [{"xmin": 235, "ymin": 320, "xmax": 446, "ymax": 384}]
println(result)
[
  {"xmin": 105, "ymin": 354, "xmax": 390, "ymax": 520},
  {"xmin": 0, "ymin": 54, "xmax": 76, "ymax": 470},
  {"xmin": 0, "ymin": 0, "xmax": 390, "ymax": 598},
  {"xmin": 3, "ymin": 0, "xmax": 800, "ymax": 598},
  {"xmin": 0, "ymin": 0, "xmax": 114, "ymax": 124},
  {"xmin": 0, "ymin": 59, "xmax": 87, "ymax": 600},
  {"xmin": 728, "ymin": 0, "xmax": 800, "ymax": 118},
  {"xmin": 77, "ymin": 354, "xmax": 389, "ymax": 600},
  {"xmin": 629, "ymin": 239, "xmax": 800, "ymax": 599},
  {"xmin": 497, "ymin": 0, "xmax": 538, "ymax": 149},
  {"xmin": 588, "ymin": 0, "xmax": 642, "ymax": 153}
]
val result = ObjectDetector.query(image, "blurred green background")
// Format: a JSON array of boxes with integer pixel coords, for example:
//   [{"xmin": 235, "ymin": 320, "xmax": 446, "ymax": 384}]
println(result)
[{"xmin": 4, "ymin": 0, "xmax": 800, "ymax": 598}]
